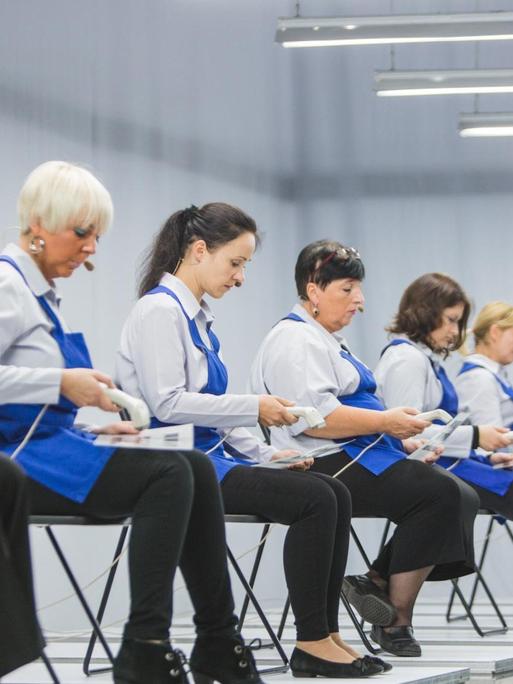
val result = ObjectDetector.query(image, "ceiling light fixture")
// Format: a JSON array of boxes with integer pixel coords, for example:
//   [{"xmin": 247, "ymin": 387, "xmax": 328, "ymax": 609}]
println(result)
[
  {"xmin": 459, "ymin": 112, "xmax": 513, "ymax": 137},
  {"xmin": 374, "ymin": 69, "xmax": 513, "ymax": 96},
  {"xmin": 276, "ymin": 12, "xmax": 513, "ymax": 48}
]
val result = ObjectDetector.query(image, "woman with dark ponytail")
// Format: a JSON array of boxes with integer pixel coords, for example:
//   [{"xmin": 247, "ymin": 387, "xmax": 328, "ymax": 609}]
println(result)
[{"xmin": 117, "ymin": 203, "xmax": 388, "ymax": 679}]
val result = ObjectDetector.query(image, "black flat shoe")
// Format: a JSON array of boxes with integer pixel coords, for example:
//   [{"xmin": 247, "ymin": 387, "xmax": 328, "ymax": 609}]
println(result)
[
  {"xmin": 362, "ymin": 655, "xmax": 393, "ymax": 672},
  {"xmin": 113, "ymin": 640, "xmax": 189, "ymax": 684},
  {"xmin": 342, "ymin": 575, "xmax": 396, "ymax": 627},
  {"xmin": 290, "ymin": 647, "xmax": 383, "ymax": 678},
  {"xmin": 370, "ymin": 626, "xmax": 422, "ymax": 657},
  {"xmin": 190, "ymin": 634, "xmax": 265, "ymax": 684}
]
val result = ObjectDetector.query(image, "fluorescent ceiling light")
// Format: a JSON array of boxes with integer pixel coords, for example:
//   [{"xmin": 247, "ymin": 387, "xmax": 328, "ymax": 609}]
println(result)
[
  {"xmin": 276, "ymin": 12, "xmax": 513, "ymax": 48},
  {"xmin": 459, "ymin": 112, "xmax": 513, "ymax": 137},
  {"xmin": 374, "ymin": 69, "xmax": 513, "ymax": 96}
]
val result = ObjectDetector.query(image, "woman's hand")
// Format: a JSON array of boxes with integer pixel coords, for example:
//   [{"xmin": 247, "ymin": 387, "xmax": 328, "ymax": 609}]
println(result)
[
  {"xmin": 88, "ymin": 422, "xmax": 139, "ymax": 435},
  {"xmin": 258, "ymin": 396, "xmax": 299, "ymax": 428},
  {"xmin": 402, "ymin": 438, "xmax": 444, "ymax": 464},
  {"xmin": 271, "ymin": 450, "xmax": 314, "ymax": 471},
  {"xmin": 381, "ymin": 407, "xmax": 430, "ymax": 440},
  {"xmin": 478, "ymin": 425, "xmax": 512, "ymax": 451},
  {"xmin": 60, "ymin": 368, "xmax": 119, "ymax": 411},
  {"xmin": 490, "ymin": 452, "xmax": 513, "ymax": 469}
]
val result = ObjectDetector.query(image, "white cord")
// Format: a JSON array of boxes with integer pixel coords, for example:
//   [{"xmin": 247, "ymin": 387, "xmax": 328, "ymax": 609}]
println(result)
[
  {"xmin": 330, "ymin": 433, "xmax": 386, "ymax": 479},
  {"xmin": 10, "ymin": 404, "xmax": 49, "ymax": 460},
  {"xmin": 205, "ymin": 428, "xmax": 234, "ymax": 455}
]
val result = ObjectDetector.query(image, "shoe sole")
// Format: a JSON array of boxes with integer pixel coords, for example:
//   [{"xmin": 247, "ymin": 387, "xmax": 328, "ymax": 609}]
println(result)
[{"xmin": 342, "ymin": 580, "xmax": 396, "ymax": 627}]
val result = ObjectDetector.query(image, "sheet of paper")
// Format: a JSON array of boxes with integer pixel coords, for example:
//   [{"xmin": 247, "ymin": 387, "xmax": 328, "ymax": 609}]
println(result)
[
  {"xmin": 94, "ymin": 423, "xmax": 194, "ymax": 451},
  {"xmin": 408, "ymin": 411, "xmax": 470, "ymax": 461},
  {"xmin": 256, "ymin": 443, "xmax": 343, "ymax": 469}
]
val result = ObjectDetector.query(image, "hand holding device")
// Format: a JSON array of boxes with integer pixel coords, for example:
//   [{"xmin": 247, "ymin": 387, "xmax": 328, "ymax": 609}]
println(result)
[
  {"xmin": 478, "ymin": 425, "xmax": 512, "ymax": 451},
  {"xmin": 381, "ymin": 406, "xmax": 430, "ymax": 439},
  {"xmin": 286, "ymin": 406, "xmax": 326, "ymax": 429},
  {"xmin": 258, "ymin": 395, "xmax": 298, "ymax": 427},
  {"xmin": 99, "ymin": 384, "xmax": 151, "ymax": 430},
  {"xmin": 416, "ymin": 409, "xmax": 453, "ymax": 424}
]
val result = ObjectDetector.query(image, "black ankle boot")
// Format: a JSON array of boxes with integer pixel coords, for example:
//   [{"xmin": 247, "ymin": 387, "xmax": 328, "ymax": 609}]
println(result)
[
  {"xmin": 113, "ymin": 639, "xmax": 189, "ymax": 684},
  {"xmin": 189, "ymin": 634, "xmax": 265, "ymax": 684}
]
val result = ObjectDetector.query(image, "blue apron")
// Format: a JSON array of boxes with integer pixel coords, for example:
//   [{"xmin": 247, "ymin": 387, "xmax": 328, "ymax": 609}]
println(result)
[
  {"xmin": 382, "ymin": 339, "xmax": 513, "ymax": 496},
  {"xmin": 145, "ymin": 286, "xmax": 253, "ymax": 481},
  {"xmin": 0, "ymin": 256, "xmax": 115, "ymax": 503},
  {"xmin": 283, "ymin": 314, "xmax": 406, "ymax": 475}
]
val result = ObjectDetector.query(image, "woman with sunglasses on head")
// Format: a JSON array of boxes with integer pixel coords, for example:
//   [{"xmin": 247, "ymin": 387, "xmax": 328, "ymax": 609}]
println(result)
[
  {"xmin": 0, "ymin": 162, "xmax": 267, "ymax": 684},
  {"xmin": 374, "ymin": 277, "xmax": 513, "ymax": 522},
  {"xmin": 116, "ymin": 205, "xmax": 388, "ymax": 679},
  {"xmin": 250, "ymin": 241, "xmax": 479, "ymax": 658}
]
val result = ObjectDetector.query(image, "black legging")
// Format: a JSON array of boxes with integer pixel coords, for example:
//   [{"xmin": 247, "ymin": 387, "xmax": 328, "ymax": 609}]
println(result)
[
  {"xmin": 28, "ymin": 449, "xmax": 238, "ymax": 641},
  {"xmin": 311, "ymin": 453, "xmax": 479, "ymax": 581},
  {"xmin": 0, "ymin": 456, "xmax": 43, "ymax": 677},
  {"xmin": 221, "ymin": 466, "xmax": 352, "ymax": 641}
]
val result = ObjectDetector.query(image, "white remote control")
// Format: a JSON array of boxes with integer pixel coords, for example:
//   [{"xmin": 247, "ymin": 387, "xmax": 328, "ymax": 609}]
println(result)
[
  {"xmin": 417, "ymin": 409, "xmax": 453, "ymax": 424},
  {"xmin": 100, "ymin": 384, "xmax": 151, "ymax": 430},
  {"xmin": 287, "ymin": 406, "xmax": 326, "ymax": 429},
  {"xmin": 504, "ymin": 431, "xmax": 513, "ymax": 441}
]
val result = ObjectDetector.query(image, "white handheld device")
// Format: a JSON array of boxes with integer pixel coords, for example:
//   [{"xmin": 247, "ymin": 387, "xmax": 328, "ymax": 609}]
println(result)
[
  {"xmin": 100, "ymin": 384, "xmax": 151, "ymax": 430},
  {"xmin": 287, "ymin": 406, "xmax": 326, "ymax": 429},
  {"xmin": 504, "ymin": 431, "xmax": 513, "ymax": 442},
  {"xmin": 417, "ymin": 409, "xmax": 453, "ymax": 424}
]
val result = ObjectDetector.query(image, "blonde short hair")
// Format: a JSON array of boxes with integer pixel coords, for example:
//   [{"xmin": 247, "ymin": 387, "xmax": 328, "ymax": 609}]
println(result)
[
  {"xmin": 18, "ymin": 161, "xmax": 113, "ymax": 236},
  {"xmin": 472, "ymin": 301, "xmax": 513, "ymax": 345}
]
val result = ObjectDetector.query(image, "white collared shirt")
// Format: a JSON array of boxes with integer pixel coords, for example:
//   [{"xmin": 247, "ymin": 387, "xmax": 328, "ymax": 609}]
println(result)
[
  {"xmin": 248, "ymin": 302, "xmax": 365, "ymax": 453},
  {"xmin": 455, "ymin": 353, "xmax": 513, "ymax": 429},
  {"xmin": 0, "ymin": 243, "xmax": 64, "ymax": 404},
  {"xmin": 116, "ymin": 273, "xmax": 275, "ymax": 463},
  {"xmin": 374, "ymin": 336, "xmax": 474, "ymax": 457}
]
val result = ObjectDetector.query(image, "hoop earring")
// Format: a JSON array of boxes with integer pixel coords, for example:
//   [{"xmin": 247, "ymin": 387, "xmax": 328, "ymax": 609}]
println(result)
[{"xmin": 29, "ymin": 236, "xmax": 45, "ymax": 255}]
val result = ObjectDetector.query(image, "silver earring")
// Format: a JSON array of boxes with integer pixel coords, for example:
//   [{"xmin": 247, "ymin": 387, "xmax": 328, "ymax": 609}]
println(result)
[{"xmin": 29, "ymin": 236, "xmax": 45, "ymax": 254}]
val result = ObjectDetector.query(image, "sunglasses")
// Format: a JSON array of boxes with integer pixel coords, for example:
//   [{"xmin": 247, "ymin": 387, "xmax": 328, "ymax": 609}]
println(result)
[{"xmin": 313, "ymin": 246, "xmax": 361, "ymax": 275}]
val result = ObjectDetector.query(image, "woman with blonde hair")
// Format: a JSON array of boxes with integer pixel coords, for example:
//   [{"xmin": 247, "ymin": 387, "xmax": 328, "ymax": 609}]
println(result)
[
  {"xmin": 454, "ymin": 300, "xmax": 513, "ymax": 517},
  {"xmin": 0, "ymin": 161, "xmax": 265, "ymax": 684}
]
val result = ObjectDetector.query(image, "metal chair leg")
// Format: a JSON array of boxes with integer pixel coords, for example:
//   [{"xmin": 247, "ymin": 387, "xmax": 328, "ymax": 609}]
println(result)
[
  {"xmin": 83, "ymin": 526, "xmax": 129, "ymax": 675},
  {"xmin": 40, "ymin": 649, "xmax": 61, "ymax": 684},
  {"xmin": 238, "ymin": 524, "xmax": 271, "ymax": 630},
  {"xmin": 227, "ymin": 545, "xmax": 289, "ymax": 674},
  {"xmin": 44, "ymin": 527, "xmax": 116, "ymax": 668},
  {"xmin": 277, "ymin": 596, "xmax": 290, "ymax": 641}
]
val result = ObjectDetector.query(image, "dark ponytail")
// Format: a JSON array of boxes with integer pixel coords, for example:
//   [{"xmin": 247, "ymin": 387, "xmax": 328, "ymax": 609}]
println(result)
[{"xmin": 138, "ymin": 202, "xmax": 259, "ymax": 298}]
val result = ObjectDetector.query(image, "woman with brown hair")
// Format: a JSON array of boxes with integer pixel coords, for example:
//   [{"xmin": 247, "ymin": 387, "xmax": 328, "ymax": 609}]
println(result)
[{"xmin": 375, "ymin": 274, "xmax": 513, "ymax": 518}]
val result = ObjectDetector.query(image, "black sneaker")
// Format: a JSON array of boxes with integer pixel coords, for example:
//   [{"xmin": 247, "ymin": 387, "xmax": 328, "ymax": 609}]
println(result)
[{"xmin": 342, "ymin": 575, "xmax": 396, "ymax": 626}]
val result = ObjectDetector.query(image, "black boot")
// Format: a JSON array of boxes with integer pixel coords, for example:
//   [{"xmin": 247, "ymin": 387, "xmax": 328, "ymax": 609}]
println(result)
[
  {"xmin": 113, "ymin": 639, "xmax": 189, "ymax": 684},
  {"xmin": 189, "ymin": 634, "xmax": 265, "ymax": 684}
]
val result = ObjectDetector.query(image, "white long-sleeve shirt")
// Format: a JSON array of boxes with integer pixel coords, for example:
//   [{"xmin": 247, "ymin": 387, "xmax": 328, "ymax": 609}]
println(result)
[
  {"xmin": 249, "ymin": 302, "xmax": 366, "ymax": 454},
  {"xmin": 0, "ymin": 243, "xmax": 64, "ymax": 405},
  {"xmin": 374, "ymin": 336, "xmax": 474, "ymax": 458},
  {"xmin": 116, "ymin": 273, "xmax": 276, "ymax": 463},
  {"xmin": 455, "ymin": 353, "xmax": 513, "ymax": 430}
]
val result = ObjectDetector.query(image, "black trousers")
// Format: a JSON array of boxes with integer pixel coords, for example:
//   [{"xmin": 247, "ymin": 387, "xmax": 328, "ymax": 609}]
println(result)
[
  {"xmin": 311, "ymin": 453, "xmax": 479, "ymax": 582},
  {"xmin": 459, "ymin": 480, "xmax": 513, "ymax": 520},
  {"xmin": 28, "ymin": 449, "xmax": 238, "ymax": 642},
  {"xmin": 0, "ymin": 456, "xmax": 43, "ymax": 678},
  {"xmin": 221, "ymin": 466, "xmax": 351, "ymax": 641}
]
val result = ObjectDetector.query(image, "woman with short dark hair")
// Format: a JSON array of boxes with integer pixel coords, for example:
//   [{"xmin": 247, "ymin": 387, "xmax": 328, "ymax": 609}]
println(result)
[{"xmin": 250, "ymin": 240, "xmax": 479, "ymax": 658}]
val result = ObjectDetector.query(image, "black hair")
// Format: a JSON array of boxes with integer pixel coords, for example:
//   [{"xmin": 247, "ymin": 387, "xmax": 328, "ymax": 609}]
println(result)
[
  {"xmin": 138, "ymin": 202, "xmax": 258, "ymax": 297},
  {"xmin": 294, "ymin": 239, "xmax": 365, "ymax": 300}
]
